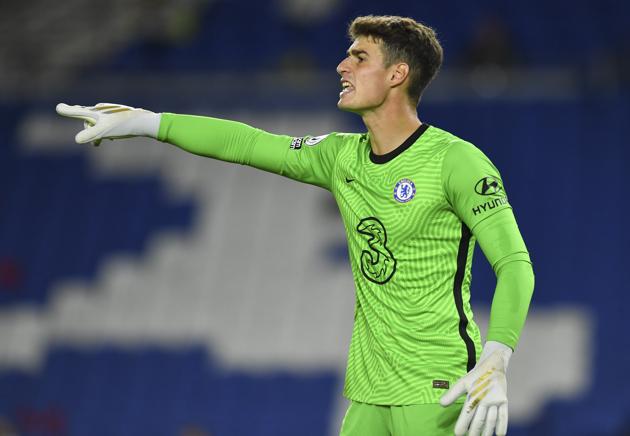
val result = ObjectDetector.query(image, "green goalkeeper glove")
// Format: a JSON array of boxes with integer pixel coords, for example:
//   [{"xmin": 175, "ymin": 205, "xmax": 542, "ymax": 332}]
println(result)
[
  {"xmin": 55, "ymin": 103, "xmax": 161, "ymax": 146},
  {"xmin": 440, "ymin": 341, "xmax": 512, "ymax": 436}
]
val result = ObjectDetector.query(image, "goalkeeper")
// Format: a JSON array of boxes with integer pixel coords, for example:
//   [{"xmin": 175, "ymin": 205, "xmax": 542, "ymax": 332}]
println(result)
[{"xmin": 57, "ymin": 15, "xmax": 534, "ymax": 436}]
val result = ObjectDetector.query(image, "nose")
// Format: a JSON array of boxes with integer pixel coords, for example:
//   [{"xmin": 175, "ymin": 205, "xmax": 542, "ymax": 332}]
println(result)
[{"xmin": 336, "ymin": 57, "xmax": 349, "ymax": 75}]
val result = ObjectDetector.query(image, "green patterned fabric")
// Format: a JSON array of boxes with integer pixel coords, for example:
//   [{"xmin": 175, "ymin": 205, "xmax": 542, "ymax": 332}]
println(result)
[{"xmin": 158, "ymin": 114, "xmax": 532, "ymax": 405}]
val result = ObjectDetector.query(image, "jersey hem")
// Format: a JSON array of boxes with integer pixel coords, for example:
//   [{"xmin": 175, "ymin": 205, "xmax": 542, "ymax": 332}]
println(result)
[{"xmin": 343, "ymin": 395, "xmax": 466, "ymax": 407}]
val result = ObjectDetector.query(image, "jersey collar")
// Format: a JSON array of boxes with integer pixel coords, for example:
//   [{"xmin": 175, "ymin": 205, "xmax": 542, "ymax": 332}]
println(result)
[{"xmin": 369, "ymin": 123, "xmax": 430, "ymax": 165}]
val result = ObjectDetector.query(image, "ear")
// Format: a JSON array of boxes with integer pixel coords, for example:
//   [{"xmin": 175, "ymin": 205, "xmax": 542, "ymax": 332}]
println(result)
[{"xmin": 389, "ymin": 63, "xmax": 410, "ymax": 88}]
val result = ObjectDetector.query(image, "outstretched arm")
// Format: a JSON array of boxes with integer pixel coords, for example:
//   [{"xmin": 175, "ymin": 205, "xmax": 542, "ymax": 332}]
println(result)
[{"xmin": 56, "ymin": 103, "xmax": 343, "ymax": 190}]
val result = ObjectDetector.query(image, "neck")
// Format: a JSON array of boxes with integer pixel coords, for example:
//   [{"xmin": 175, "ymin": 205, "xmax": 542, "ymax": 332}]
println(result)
[{"xmin": 362, "ymin": 100, "xmax": 421, "ymax": 156}]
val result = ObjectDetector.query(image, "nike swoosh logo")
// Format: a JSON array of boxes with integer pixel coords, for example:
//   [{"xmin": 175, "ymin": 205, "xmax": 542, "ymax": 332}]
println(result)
[{"xmin": 345, "ymin": 177, "xmax": 355, "ymax": 183}]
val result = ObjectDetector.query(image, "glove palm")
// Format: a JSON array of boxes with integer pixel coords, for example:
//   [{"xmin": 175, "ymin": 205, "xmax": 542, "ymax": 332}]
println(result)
[{"xmin": 440, "ymin": 343, "xmax": 511, "ymax": 436}]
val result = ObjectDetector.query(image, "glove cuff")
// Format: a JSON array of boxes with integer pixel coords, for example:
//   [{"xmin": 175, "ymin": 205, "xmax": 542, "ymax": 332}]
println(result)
[
  {"xmin": 132, "ymin": 111, "xmax": 162, "ymax": 138},
  {"xmin": 480, "ymin": 340, "xmax": 513, "ymax": 369}
]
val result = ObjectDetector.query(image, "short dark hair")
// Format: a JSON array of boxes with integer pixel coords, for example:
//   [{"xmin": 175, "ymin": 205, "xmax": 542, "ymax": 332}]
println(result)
[{"xmin": 349, "ymin": 15, "xmax": 444, "ymax": 105}]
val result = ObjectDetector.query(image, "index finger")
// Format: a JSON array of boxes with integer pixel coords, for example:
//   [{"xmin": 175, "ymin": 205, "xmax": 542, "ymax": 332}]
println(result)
[{"xmin": 55, "ymin": 103, "xmax": 98, "ymax": 123}]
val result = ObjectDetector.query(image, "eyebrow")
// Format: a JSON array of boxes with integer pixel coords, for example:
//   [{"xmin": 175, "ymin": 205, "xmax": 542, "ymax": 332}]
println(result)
[{"xmin": 347, "ymin": 48, "xmax": 369, "ymax": 57}]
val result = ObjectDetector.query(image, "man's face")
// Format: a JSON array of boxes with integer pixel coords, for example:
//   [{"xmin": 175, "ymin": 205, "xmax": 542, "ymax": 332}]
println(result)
[{"xmin": 336, "ymin": 36, "xmax": 391, "ymax": 114}]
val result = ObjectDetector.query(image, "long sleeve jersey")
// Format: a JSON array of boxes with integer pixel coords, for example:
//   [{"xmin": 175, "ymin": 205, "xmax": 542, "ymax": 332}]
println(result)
[{"xmin": 158, "ymin": 114, "xmax": 534, "ymax": 405}]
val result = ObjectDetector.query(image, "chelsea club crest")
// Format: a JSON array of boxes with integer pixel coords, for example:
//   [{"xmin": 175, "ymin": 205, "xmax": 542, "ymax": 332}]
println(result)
[{"xmin": 393, "ymin": 178, "xmax": 416, "ymax": 203}]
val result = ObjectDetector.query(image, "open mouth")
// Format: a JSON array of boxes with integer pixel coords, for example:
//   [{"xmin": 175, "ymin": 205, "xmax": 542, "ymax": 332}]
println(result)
[{"xmin": 340, "ymin": 80, "xmax": 355, "ymax": 97}]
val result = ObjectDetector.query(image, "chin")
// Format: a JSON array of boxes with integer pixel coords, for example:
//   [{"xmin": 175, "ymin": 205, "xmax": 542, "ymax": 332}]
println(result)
[{"xmin": 337, "ymin": 98, "xmax": 362, "ymax": 113}]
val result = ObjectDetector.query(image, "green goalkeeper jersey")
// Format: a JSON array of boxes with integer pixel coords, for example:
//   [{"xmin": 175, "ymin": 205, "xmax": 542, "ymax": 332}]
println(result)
[{"xmin": 158, "ymin": 115, "xmax": 533, "ymax": 406}]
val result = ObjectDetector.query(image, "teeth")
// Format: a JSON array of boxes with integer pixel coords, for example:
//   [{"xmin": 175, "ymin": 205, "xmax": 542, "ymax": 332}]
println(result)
[{"xmin": 339, "ymin": 80, "xmax": 354, "ymax": 97}]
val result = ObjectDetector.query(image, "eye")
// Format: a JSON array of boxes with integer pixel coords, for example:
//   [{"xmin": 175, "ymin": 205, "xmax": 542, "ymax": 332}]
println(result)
[{"xmin": 357, "ymin": 56, "xmax": 365, "ymax": 63}]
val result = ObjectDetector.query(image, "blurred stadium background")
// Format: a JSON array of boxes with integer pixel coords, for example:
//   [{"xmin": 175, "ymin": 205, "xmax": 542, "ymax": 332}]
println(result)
[{"xmin": 0, "ymin": 0, "xmax": 629, "ymax": 435}]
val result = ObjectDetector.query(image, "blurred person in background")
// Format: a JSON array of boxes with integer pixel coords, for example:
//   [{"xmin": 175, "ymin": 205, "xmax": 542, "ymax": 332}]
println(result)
[
  {"xmin": 56, "ymin": 15, "xmax": 534, "ymax": 436},
  {"xmin": 462, "ymin": 15, "xmax": 518, "ymax": 70},
  {"xmin": 460, "ymin": 15, "xmax": 521, "ymax": 99}
]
